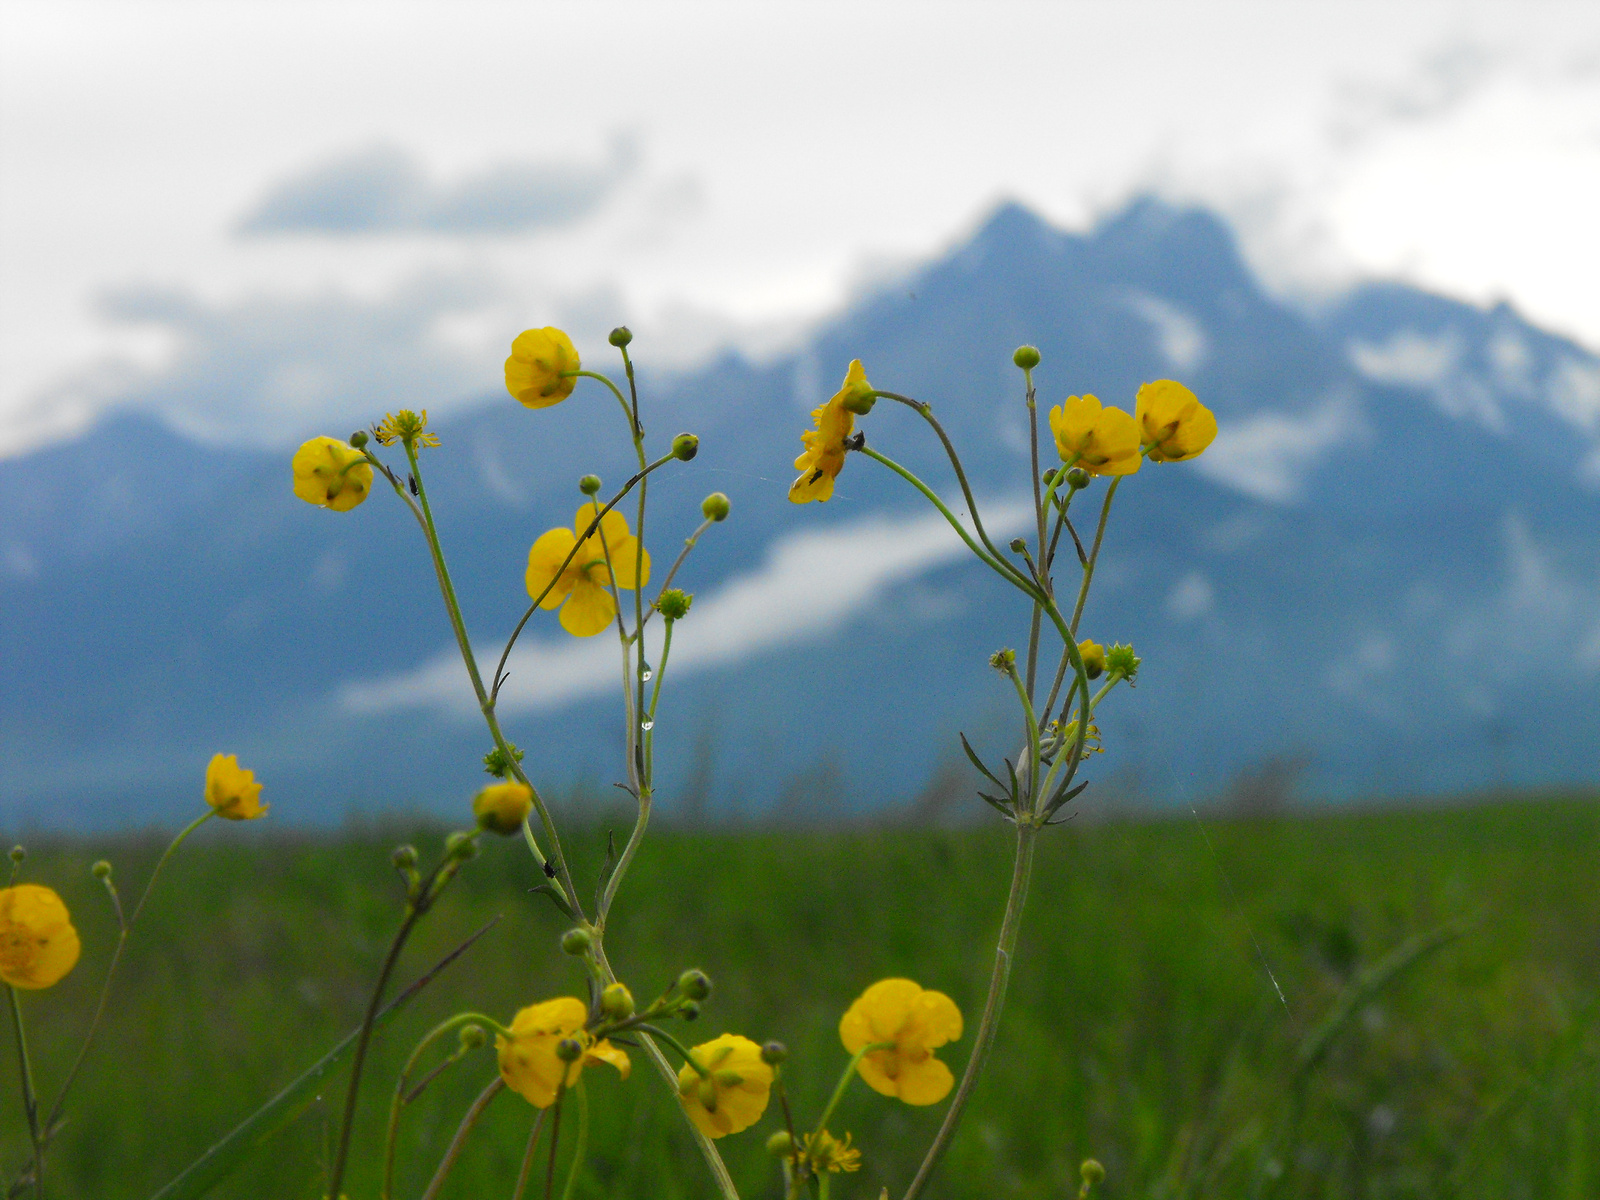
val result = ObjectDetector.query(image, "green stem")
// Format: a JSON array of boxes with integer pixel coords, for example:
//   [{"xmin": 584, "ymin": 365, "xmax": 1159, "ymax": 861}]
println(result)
[
  {"xmin": 640, "ymin": 518, "xmax": 715, "ymax": 634},
  {"xmin": 418, "ymin": 1077, "xmax": 504, "ymax": 1200},
  {"xmin": 1069, "ymin": 478, "xmax": 1121, "ymax": 637},
  {"xmin": 811, "ymin": 1042, "xmax": 892, "ymax": 1143},
  {"xmin": 382, "ymin": 1011, "xmax": 506, "ymax": 1200},
  {"xmin": 901, "ymin": 822, "xmax": 1039, "ymax": 1200},
  {"xmin": 9, "ymin": 986, "xmax": 42, "ymax": 1199},
  {"xmin": 573, "ymin": 370, "xmax": 635, "ymax": 429},
  {"xmin": 1002, "ymin": 662, "xmax": 1043, "ymax": 812},
  {"xmin": 559, "ymin": 1076, "xmax": 589, "ymax": 1200},
  {"xmin": 544, "ymin": 1086, "xmax": 564, "ymax": 1200},
  {"xmin": 510, "ymin": 1109, "xmax": 549, "ymax": 1200}
]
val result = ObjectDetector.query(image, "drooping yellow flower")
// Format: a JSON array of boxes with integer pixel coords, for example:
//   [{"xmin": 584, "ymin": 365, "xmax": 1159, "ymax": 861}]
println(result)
[
  {"xmin": 801, "ymin": 1129, "xmax": 862, "ymax": 1174},
  {"xmin": 525, "ymin": 503, "xmax": 651, "ymax": 637},
  {"xmin": 839, "ymin": 978, "xmax": 963, "ymax": 1105},
  {"xmin": 1135, "ymin": 380, "xmax": 1216, "ymax": 462},
  {"xmin": 496, "ymin": 996, "xmax": 631, "ymax": 1109},
  {"xmin": 0, "ymin": 885, "xmax": 81, "ymax": 990},
  {"xmin": 506, "ymin": 327, "xmax": 581, "ymax": 409},
  {"xmin": 473, "ymin": 782, "xmax": 533, "ymax": 835},
  {"xmin": 373, "ymin": 409, "xmax": 439, "ymax": 448},
  {"xmin": 1047, "ymin": 396, "xmax": 1142, "ymax": 477},
  {"xmin": 789, "ymin": 360, "xmax": 872, "ymax": 504},
  {"xmin": 1077, "ymin": 638, "xmax": 1106, "ymax": 680},
  {"xmin": 291, "ymin": 437, "xmax": 373, "ymax": 511},
  {"xmin": 676, "ymin": 1034, "xmax": 774, "ymax": 1138},
  {"xmin": 205, "ymin": 753, "xmax": 267, "ymax": 820}
]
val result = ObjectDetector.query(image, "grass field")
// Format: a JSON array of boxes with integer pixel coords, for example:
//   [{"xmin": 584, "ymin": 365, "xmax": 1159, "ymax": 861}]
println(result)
[{"xmin": 4, "ymin": 795, "xmax": 1598, "ymax": 1199}]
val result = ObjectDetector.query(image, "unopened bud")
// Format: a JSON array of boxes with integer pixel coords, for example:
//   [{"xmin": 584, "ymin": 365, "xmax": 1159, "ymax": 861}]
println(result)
[
  {"xmin": 656, "ymin": 589, "xmax": 692, "ymax": 621},
  {"xmin": 701, "ymin": 492, "xmax": 730, "ymax": 522},
  {"xmin": 91, "ymin": 860, "xmax": 112, "ymax": 881},
  {"xmin": 1106, "ymin": 643, "xmax": 1141, "ymax": 683},
  {"xmin": 459, "ymin": 1023, "xmax": 487, "ymax": 1051},
  {"xmin": 1077, "ymin": 638, "xmax": 1106, "ymax": 681},
  {"xmin": 391, "ymin": 844, "xmax": 418, "ymax": 870},
  {"xmin": 473, "ymin": 781, "xmax": 533, "ymax": 836},
  {"xmin": 1012, "ymin": 345, "xmax": 1041, "ymax": 370},
  {"xmin": 1065, "ymin": 466, "xmax": 1091, "ymax": 490},
  {"xmin": 561, "ymin": 927, "xmax": 593, "ymax": 956},
  {"xmin": 579, "ymin": 474, "xmax": 602, "ymax": 496},
  {"xmin": 348, "ymin": 430, "xmax": 369, "ymax": 449},
  {"xmin": 555, "ymin": 1037, "xmax": 584, "ymax": 1063},
  {"xmin": 1009, "ymin": 537, "xmax": 1027, "ymax": 553},
  {"xmin": 8, "ymin": 846, "xmax": 23, "ymax": 865},
  {"xmin": 760, "ymin": 1041, "xmax": 787, "ymax": 1065},
  {"xmin": 1042, "ymin": 467, "xmax": 1057, "ymax": 485},
  {"xmin": 671, "ymin": 433, "xmax": 700, "ymax": 462},
  {"xmin": 443, "ymin": 831, "xmax": 478, "ymax": 862},
  {"xmin": 766, "ymin": 1130, "xmax": 795, "ymax": 1157},
  {"xmin": 988, "ymin": 648, "xmax": 1016, "ymax": 673},
  {"xmin": 608, "ymin": 326, "xmax": 633, "ymax": 348},
  {"xmin": 679, "ymin": 1000, "xmax": 701, "ymax": 1021},
  {"xmin": 1081, "ymin": 1159, "xmax": 1106, "ymax": 1188},
  {"xmin": 601, "ymin": 982, "xmax": 635, "ymax": 1020},
  {"xmin": 677, "ymin": 968, "xmax": 712, "ymax": 1001}
]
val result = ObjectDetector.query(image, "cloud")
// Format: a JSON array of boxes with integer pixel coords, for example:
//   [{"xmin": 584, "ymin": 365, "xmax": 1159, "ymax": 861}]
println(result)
[
  {"xmin": 1348, "ymin": 330, "xmax": 1459, "ymax": 387},
  {"xmin": 1125, "ymin": 292, "xmax": 1208, "ymax": 372},
  {"xmin": 341, "ymin": 500, "xmax": 1034, "ymax": 717},
  {"xmin": 1194, "ymin": 394, "xmax": 1357, "ymax": 504},
  {"xmin": 1165, "ymin": 571, "xmax": 1213, "ymax": 621},
  {"xmin": 238, "ymin": 137, "xmax": 637, "ymax": 236}
]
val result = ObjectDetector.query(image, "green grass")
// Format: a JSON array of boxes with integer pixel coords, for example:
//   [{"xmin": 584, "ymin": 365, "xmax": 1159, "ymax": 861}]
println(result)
[{"xmin": 4, "ymin": 795, "xmax": 1598, "ymax": 1199}]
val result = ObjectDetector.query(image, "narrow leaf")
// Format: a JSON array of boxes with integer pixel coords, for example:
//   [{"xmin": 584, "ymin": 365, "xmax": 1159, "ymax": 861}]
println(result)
[
  {"xmin": 958, "ymin": 732, "xmax": 1004, "ymax": 789},
  {"xmin": 593, "ymin": 830, "xmax": 619, "ymax": 913}
]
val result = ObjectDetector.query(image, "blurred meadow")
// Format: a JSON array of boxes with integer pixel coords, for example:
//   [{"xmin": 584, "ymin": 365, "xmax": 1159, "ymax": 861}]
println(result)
[{"xmin": 7, "ymin": 793, "xmax": 1597, "ymax": 1199}]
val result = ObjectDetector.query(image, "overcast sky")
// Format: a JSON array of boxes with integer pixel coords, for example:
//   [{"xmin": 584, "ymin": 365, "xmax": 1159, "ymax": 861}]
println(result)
[{"xmin": 4, "ymin": 0, "xmax": 1599, "ymax": 456}]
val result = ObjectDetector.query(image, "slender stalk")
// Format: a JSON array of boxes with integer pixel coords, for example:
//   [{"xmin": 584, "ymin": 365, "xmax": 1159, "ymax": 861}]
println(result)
[
  {"xmin": 811, "ymin": 1042, "xmax": 892, "ymax": 1141},
  {"xmin": 559, "ymin": 1077, "xmax": 589, "ymax": 1200},
  {"xmin": 1069, "ymin": 478, "xmax": 1121, "ymax": 636},
  {"xmin": 901, "ymin": 822, "xmax": 1039, "ymax": 1200},
  {"xmin": 640, "ymin": 518, "xmax": 715, "ymax": 634},
  {"xmin": 382, "ymin": 1011, "xmax": 504, "ymax": 1200},
  {"xmin": 418, "ymin": 1077, "xmax": 505, "ymax": 1200},
  {"xmin": 9, "ymin": 987, "xmax": 43, "ymax": 1199},
  {"xmin": 544, "ymin": 1087, "xmax": 564, "ymax": 1200},
  {"xmin": 510, "ymin": 1109, "xmax": 549, "ymax": 1200},
  {"xmin": 1002, "ymin": 662, "xmax": 1043, "ymax": 810}
]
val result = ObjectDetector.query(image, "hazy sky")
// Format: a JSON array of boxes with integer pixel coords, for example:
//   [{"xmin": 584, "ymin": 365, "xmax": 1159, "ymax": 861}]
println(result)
[{"xmin": 4, "ymin": 0, "xmax": 1599, "ymax": 455}]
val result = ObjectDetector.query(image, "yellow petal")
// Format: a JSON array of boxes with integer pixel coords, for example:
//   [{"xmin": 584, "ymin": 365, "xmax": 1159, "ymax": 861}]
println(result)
[
  {"xmin": 586, "ymin": 1039, "xmax": 632, "ymax": 1081},
  {"xmin": 853, "ymin": 1049, "xmax": 903, "ymax": 1099},
  {"xmin": 911, "ymin": 988, "xmax": 963, "ymax": 1047},
  {"xmin": 894, "ymin": 1055, "xmax": 955, "ymax": 1105},
  {"xmin": 560, "ymin": 579, "xmax": 617, "ymax": 637},
  {"xmin": 789, "ymin": 469, "xmax": 835, "ymax": 504},
  {"xmin": 574, "ymin": 502, "xmax": 631, "ymax": 545},
  {"xmin": 526, "ymin": 528, "xmax": 579, "ymax": 608}
]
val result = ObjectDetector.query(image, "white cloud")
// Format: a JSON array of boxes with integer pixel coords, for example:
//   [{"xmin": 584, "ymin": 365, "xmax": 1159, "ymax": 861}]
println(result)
[
  {"xmin": 1125, "ymin": 292, "xmax": 1208, "ymax": 371},
  {"xmin": 1548, "ymin": 357, "xmax": 1600, "ymax": 435},
  {"xmin": 1349, "ymin": 330, "xmax": 1460, "ymax": 387},
  {"xmin": 341, "ymin": 500, "xmax": 1034, "ymax": 716},
  {"xmin": 1194, "ymin": 395, "xmax": 1356, "ymax": 504},
  {"xmin": 1165, "ymin": 571, "xmax": 1214, "ymax": 621}
]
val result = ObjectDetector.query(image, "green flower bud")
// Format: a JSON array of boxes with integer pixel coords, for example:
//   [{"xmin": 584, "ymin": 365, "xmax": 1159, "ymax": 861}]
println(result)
[
  {"xmin": 1042, "ymin": 467, "xmax": 1057, "ymax": 485},
  {"xmin": 1013, "ymin": 345, "xmax": 1041, "ymax": 370},
  {"xmin": 555, "ymin": 1037, "xmax": 584, "ymax": 1063},
  {"xmin": 443, "ymin": 831, "xmax": 479, "ymax": 861},
  {"xmin": 988, "ymin": 648, "xmax": 1016, "ymax": 673},
  {"xmin": 91, "ymin": 860, "xmax": 112, "ymax": 880},
  {"xmin": 348, "ymin": 430, "xmax": 369, "ymax": 449},
  {"xmin": 1080, "ymin": 1158, "xmax": 1106, "ymax": 1194},
  {"xmin": 482, "ymin": 741, "xmax": 525, "ymax": 778},
  {"xmin": 672, "ymin": 433, "xmax": 700, "ymax": 461},
  {"xmin": 459, "ymin": 1023, "xmax": 487, "ymax": 1051},
  {"xmin": 1106, "ymin": 643, "xmax": 1141, "ymax": 683},
  {"xmin": 760, "ymin": 1041, "xmax": 787, "ymax": 1065},
  {"xmin": 601, "ymin": 982, "xmax": 635, "ymax": 1020},
  {"xmin": 679, "ymin": 1000, "xmax": 701, "ymax": 1021},
  {"xmin": 8, "ymin": 846, "xmax": 23, "ymax": 865},
  {"xmin": 608, "ymin": 326, "xmax": 633, "ymax": 348},
  {"xmin": 656, "ymin": 589, "xmax": 692, "ymax": 621},
  {"xmin": 1065, "ymin": 466, "xmax": 1091, "ymax": 490},
  {"xmin": 766, "ymin": 1130, "xmax": 795, "ymax": 1157},
  {"xmin": 579, "ymin": 474, "xmax": 602, "ymax": 496},
  {"xmin": 701, "ymin": 492, "xmax": 730, "ymax": 522},
  {"xmin": 1009, "ymin": 537, "xmax": 1027, "ymax": 553},
  {"xmin": 391, "ymin": 844, "xmax": 418, "ymax": 870},
  {"xmin": 677, "ymin": 968, "xmax": 712, "ymax": 1001},
  {"xmin": 561, "ymin": 927, "xmax": 593, "ymax": 956}
]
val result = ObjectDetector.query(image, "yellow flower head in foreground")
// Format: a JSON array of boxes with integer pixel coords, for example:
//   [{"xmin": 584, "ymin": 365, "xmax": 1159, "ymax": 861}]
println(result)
[
  {"xmin": 839, "ymin": 978, "xmax": 963, "ymax": 1105},
  {"xmin": 373, "ymin": 409, "xmax": 439, "ymax": 448},
  {"xmin": 1135, "ymin": 380, "xmax": 1216, "ymax": 463},
  {"xmin": 677, "ymin": 1034, "xmax": 774, "ymax": 1138},
  {"xmin": 0, "ymin": 885, "xmax": 81, "ymax": 990},
  {"xmin": 291, "ymin": 437, "xmax": 372, "ymax": 512},
  {"xmin": 802, "ymin": 1129, "xmax": 862, "ymax": 1174},
  {"xmin": 205, "ymin": 753, "xmax": 266, "ymax": 820},
  {"xmin": 525, "ymin": 504, "xmax": 651, "ymax": 637},
  {"xmin": 496, "ymin": 996, "xmax": 631, "ymax": 1109},
  {"xmin": 789, "ymin": 360, "xmax": 872, "ymax": 504},
  {"xmin": 473, "ymin": 781, "xmax": 533, "ymax": 835},
  {"xmin": 506, "ymin": 327, "xmax": 581, "ymax": 409},
  {"xmin": 1048, "ymin": 396, "xmax": 1141, "ymax": 477}
]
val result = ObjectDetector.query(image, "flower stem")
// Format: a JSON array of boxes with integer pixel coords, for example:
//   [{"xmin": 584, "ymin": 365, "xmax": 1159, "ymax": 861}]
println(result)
[
  {"xmin": 382, "ymin": 1011, "xmax": 505, "ymax": 1200},
  {"xmin": 418, "ymin": 1077, "xmax": 504, "ymax": 1200},
  {"xmin": 8, "ymin": 986, "xmax": 43, "ymax": 1199},
  {"xmin": 811, "ymin": 1042, "xmax": 892, "ymax": 1142},
  {"xmin": 510, "ymin": 1109, "xmax": 549, "ymax": 1200},
  {"xmin": 1069, "ymin": 477, "xmax": 1121, "ymax": 636},
  {"xmin": 901, "ymin": 821, "xmax": 1039, "ymax": 1200},
  {"xmin": 559, "ymin": 1076, "xmax": 589, "ymax": 1200}
]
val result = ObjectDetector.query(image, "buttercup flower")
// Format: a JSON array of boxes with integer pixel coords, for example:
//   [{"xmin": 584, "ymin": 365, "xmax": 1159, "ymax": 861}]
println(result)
[
  {"xmin": 1077, "ymin": 638, "xmax": 1106, "ymax": 680},
  {"xmin": 525, "ymin": 504, "xmax": 651, "ymax": 637},
  {"xmin": 839, "ymin": 978, "xmax": 963, "ymax": 1105},
  {"xmin": 496, "ymin": 996, "xmax": 630, "ymax": 1108},
  {"xmin": 506, "ymin": 327, "xmax": 581, "ymax": 409},
  {"xmin": 0, "ymin": 885, "xmax": 81, "ymax": 990},
  {"xmin": 676, "ymin": 1034, "xmax": 774, "ymax": 1138},
  {"xmin": 802, "ymin": 1129, "xmax": 862, "ymax": 1174},
  {"xmin": 291, "ymin": 437, "xmax": 373, "ymax": 511},
  {"xmin": 205, "ymin": 753, "xmax": 266, "ymax": 820},
  {"xmin": 1048, "ymin": 396, "xmax": 1141, "ymax": 477},
  {"xmin": 789, "ymin": 360, "xmax": 872, "ymax": 504},
  {"xmin": 373, "ymin": 409, "xmax": 439, "ymax": 448},
  {"xmin": 1135, "ymin": 380, "xmax": 1216, "ymax": 462},
  {"xmin": 473, "ymin": 781, "xmax": 533, "ymax": 835}
]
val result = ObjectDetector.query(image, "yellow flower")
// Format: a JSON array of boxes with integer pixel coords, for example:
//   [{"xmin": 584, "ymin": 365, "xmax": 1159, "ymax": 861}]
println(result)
[
  {"xmin": 789, "ymin": 360, "xmax": 871, "ymax": 504},
  {"xmin": 291, "ymin": 437, "xmax": 373, "ymax": 511},
  {"xmin": 839, "ymin": 978, "xmax": 963, "ymax": 1105},
  {"xmin": 373, "ymin": 409, "xmax": 439, "ymax": 448},
  {"xmin": 802, "ymin": 1129, "xmax": 862, "ymax": 1174},
  {"xmin": 525, "ymin": 503, "xmax": 651, "ymax": 638},
  {"xmin": 473, "ymin": 781, "xmax": 533, "ymax": 835},
  {"xmin": 1135, "ymin": 380, "xmax": 1216, "ymax": 462},
  {"xmin": 676, "ymin": 1034, "xmax": 774, "ymax": 1138},
  {"xmin": 0, "ymin": 885, "xmax": 81, "ymax": 990},
  {"xmin": 205, "ymin": 753, "xmax": 266, "ymax": 820},
  {"xmin": 1048, "ymin": 396, "xmax": 1141, "ymax": 476},
  {"xmin": 1077, "ymin": 638, "xmax": 1106, "ymax": 680},
  {"xmin": 496, "ymin": 996, "xmax": 631, "ymax": 1109},
  {"xmin": 506, "ymin": 327, "xmax": 581, "ymax": 409}
]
